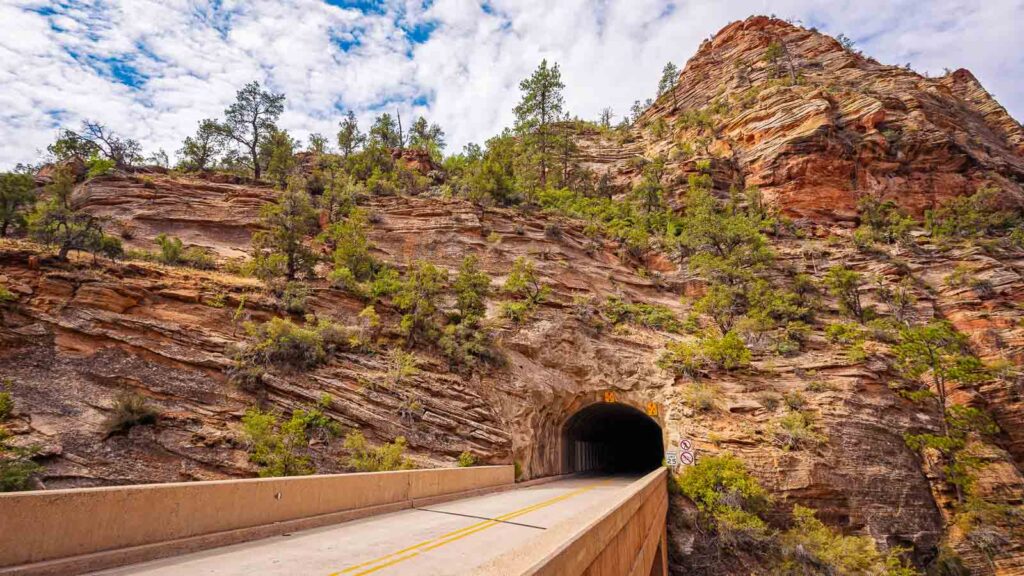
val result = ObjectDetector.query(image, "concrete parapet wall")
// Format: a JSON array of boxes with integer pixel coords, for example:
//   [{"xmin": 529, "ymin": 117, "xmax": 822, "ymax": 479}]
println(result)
[
  {"xmin": 0, "ymin": 466, "xmax": 514, "ymax": 575},
  {"xmin": 473, "ymin": 468, "xmax": 669, "ymax": 576}
]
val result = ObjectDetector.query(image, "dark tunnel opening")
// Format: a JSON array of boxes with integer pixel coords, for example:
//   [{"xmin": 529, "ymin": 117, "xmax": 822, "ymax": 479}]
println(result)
[{"xmin": 562, "ymin": 403, "xmax": 664, "ymax": 475}]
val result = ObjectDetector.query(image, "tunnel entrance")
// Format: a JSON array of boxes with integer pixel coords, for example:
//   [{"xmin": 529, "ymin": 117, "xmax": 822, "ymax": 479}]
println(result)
[{"xmin": 562, "ymin": 403, "xmax": 664, "ymax": 474}]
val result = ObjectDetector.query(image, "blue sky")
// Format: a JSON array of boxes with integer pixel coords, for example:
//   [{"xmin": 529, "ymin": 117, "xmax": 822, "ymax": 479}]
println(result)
[{"xmin": 1, "ymin": 0, "xmax": 1022, "ymax": 168}]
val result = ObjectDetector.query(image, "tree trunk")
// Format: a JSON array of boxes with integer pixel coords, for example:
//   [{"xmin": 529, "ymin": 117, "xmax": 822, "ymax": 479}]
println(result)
[
  {"xmin": 0, "ymin": 219, "xmax": 8, "ymax": 237},
  {"xmin": 252, "ymin": 143, "xmax": 261, "ymax": 181}
]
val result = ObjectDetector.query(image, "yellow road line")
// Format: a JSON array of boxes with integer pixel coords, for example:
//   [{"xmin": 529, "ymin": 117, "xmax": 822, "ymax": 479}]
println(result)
[
  {"xmin": 336, "ymin": 485, "xmax": 596, "ymax": 575},
  {"xmin": 333, "ymin": 482, "xmax": 606, "ymax": 576}
]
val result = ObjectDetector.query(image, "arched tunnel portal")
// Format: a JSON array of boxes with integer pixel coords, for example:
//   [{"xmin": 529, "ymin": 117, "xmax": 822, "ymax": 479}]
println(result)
[{"xmin": 562, "ymin": 402, "xmax": 664, "ymax": 474}]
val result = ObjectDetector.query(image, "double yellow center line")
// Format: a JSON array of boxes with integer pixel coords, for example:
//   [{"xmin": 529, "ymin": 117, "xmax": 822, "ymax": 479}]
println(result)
[{"xmin": 332, "ymin": 481, "xmax": 605, "ymax": 576}]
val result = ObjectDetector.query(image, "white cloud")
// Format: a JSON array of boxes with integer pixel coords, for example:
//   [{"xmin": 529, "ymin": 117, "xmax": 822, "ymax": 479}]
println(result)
[{"xmin": 0, "ymin": 0, "xmax": 1021, "ymax": 168}]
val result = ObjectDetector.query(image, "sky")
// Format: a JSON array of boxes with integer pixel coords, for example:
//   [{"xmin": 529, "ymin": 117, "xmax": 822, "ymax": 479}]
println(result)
[{"xmin": 1, "ymin": 0, "xmax": 1022, "ymax": 169}]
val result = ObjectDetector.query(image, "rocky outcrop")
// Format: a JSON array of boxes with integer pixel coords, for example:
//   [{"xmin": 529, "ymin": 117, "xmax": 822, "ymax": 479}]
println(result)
[{"xmin": 578, "ymin": 16, "xmax": 1024, "ymax": 222}]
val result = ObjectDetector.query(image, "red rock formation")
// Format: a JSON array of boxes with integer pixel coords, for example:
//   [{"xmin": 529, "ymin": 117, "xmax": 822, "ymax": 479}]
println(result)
[{"xmin": 580, "ymin": 16, "xmax": 1024, "ymax": 223}]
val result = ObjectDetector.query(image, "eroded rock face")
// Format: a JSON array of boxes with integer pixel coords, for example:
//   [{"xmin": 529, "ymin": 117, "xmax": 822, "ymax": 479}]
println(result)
[
  {"xmin": 578, "ymin": 16, "xmax": 1024, "ymax": 223},
  {"xmin": 0, "ymin": 178, "xmax": 954, "ymax": 558}
]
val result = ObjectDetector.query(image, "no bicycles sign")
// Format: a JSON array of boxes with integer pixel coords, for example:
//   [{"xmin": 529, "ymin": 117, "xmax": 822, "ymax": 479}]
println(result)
[{"xmin": 666, "ymin": 438, "xmax": 696, "ymax": 469}]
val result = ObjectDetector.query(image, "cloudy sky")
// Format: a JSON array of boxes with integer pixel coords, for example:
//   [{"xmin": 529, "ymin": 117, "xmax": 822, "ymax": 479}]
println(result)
[{"xmin": 1, "ymin": 0, "xmax": 1022, "ymax": 169}]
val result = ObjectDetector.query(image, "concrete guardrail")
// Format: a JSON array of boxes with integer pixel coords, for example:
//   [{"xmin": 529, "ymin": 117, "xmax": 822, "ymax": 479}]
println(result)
[
  {"xmin": 0, "ymin": 465, "xmax": 515, "ymax": 576},
  {"xmin": 473, "ymin": 467, "xmax": 669, "ymax": 576}
]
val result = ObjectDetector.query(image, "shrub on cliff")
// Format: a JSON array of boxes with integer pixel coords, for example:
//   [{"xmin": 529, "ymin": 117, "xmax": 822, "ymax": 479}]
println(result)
[
  {"xmin": 344, "ymin": 431, "xmax": 412, "ymax": 472},
  {"xmin": 325, "ymin": 208, "xmax": 376, "ymax": 284},
  {"xmin": 233, "ymin": 317, "xmax": 349, "ymax": 376},
  {"xmin": 500, "ymin": 257, "xmax": 548, "ymax": 323},
  {"xmin": 926, "ymin": 185, "xmax": 1021, "ymax": 239},
  {"xmin": 0, "ymin": 386, "xmax": 42, "ymax": 492},
  {"xmin": 772, "ymin": 410, "xmax": 827, "ymax": 451},
  {"xmin": 153, "ymin": 234, "xmax": 216, "ymax": 269},
  {"xmin": 250, "ymin": 180, "xmax": 319, "ymax": 280},
  {"xmin": 394, "ymin": 260, "xmax": 447, "ymax": 346},
  {"xmin": 824, "ymin": 266, "xmax": 867, "ymax": 322},
  {"xmin": 0, "ymin": 380, "xmax": 12, "ymax": 420},
  {"xmin": 857, "ymin": 195, "xmax": 915, "ymax": 247},
  {"xmin": 674, "ymin": 454, "xmax": 771, "ymax": 548},
  {"xmin": 453, "ymin": 255, "xmax": 491, "ymax": 321},
  {"xmin": 603, "ymin": 296, "xmax": 681, "ymax": 333},
  {"xmin": 0, "ymin": 284, "xmax": 17, "ymax": 304},
  {"xmin": 457, "ymin": 451, "xmax": 477, "ymax": 467},
  {"xmin": 703, "ymin": 330, "xmax": 752, "ymax": 370},
  {"xmin": 104, "ymin": 392, "xmax": 159, "ymax": 435},
  {"xmin": 658, "ymin": 330, "xmax": 751, "ymax": 377},
  {"xmin": 241, "ymin": 407, "xmax": 314, "ymax": 477},
  {"xmin": 777, "ymin": 505, "xmax": 917, "ymax": 575}
]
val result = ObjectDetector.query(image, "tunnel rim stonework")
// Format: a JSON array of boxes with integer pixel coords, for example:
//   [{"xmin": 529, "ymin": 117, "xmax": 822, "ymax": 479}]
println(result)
[{"xmin": 561, "ymin": 400, "xmax": 665, "ymax": 475}]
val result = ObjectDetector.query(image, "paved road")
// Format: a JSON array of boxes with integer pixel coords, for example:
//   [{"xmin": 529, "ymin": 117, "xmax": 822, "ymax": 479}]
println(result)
[{"xmin": 92, "ymin": 475, "xmax": 636, "ymax": 576}]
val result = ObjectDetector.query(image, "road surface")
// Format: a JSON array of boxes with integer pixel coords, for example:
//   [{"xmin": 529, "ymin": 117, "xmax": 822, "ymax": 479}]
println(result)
[{"xmin": 92, "ymin": 475, "xmax": 636, "ymax": 576}]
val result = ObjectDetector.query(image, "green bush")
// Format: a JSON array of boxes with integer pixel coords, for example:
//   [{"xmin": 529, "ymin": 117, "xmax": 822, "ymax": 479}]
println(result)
[
  {"xmin": 453, "ymin": 255, "xmax": 491, "ymax": 320},
  {"xmin": 0, "ymin": 392, "xmax": 11, "ymax": 421},
  {"xmin": 658, "ymin": 340, "xmax": 705, "ymax": 377},
  {"xmin": 703, "ymin": 330, "xmax": 752, "ymax": 370},
  {"xmin": 241, "ymin": 407, "xmax": 314, "ymax": 477},
  {"xmin": 504, "ymin": 257, "xmax": 549, "ymax": 305},
  {"xmin": 234, "ymin": 317, "xmax": 348, "ymax": 374},
  {"xmin": 325, "ymin": 208, "xmax": 376, "ymax": 282},
  {"xmin": 155, "ymin": 233, "xmax": 184, "ymax": 264},
  {"xmin": 290, "ymin": 395, "xmax": 342, "ymax": 444},
  {"xmin": 181, "ymin": 246, "xmax": 216, "ymax": 269},
  {"xmin": 251, "ymin": 182, "xmax": 320, "ymax": 280},
  {"xmin": 776, "ymin": 505, "xmax": 912, "ymax": 575},
  {"xmin": 773, "ymin": 411, "xmax": 827, "ymax": 450},
  {"xmin": 683, "ymin": 382, "xmax": 721, "ymax": 413},
  {"xmin": 534, "ymin": 187, "xmax": 666, "ymax": 258},
  {"xmin": 0, "ymin": 285, "xmax": 16, "ymax": 303},
  {"xmin": 86, "ymin": 154, "xmax": 115, "ymax": 178},
  {"xmin": 824, "ymin": 266, "xmax": 866, "ymax": 321},
  {"xmin": 658, "ymin": 330, "xmax": 750, "ymax": 377},
  {"xmin": 104, "ymin": 392, "xmax": 158, "ymax": 434},
  {"xmin": 500, "ymin": 300, "xmax": 532, "ymax": 323},
  {"xmin": 344, "ymin": 431, "xmax": 412, "ymax": 472},
  {"xmin": 384, "ymin": 348, "xmax": 419, "ymax": 389},
  {"xmin": 439, "ymin": 319, "xmax": 497, "ymax": 370},
  {"xmin": 457, "ymin": 451, "xmax": 477, "ymax": 467},
  {"xmin": 857, "ymin": 195, "xmax": 915, "ymax": 246},
  {"xmin": 674, "ymin": 454, "xmax": 770, "ymax": 547},
  {"xmin": 278, "ymin": 281, "xmax": 310, "ymax": 315},
  {"xmin": 394, "ymin": 261, "xmax": 447, "ymax": 345},
  {"xmin": 783, "ymin": 390, "xmax": 807, "ymax": 410},
  {"xmin": 0, "ymin": 428, "xmax": 41, "ymax": 492},
  {"xmin": 153, "ymin": 234, "xmax": 216, "ymax": 269},
  {"xmin": 825, "ymin": 321, "xmax": 866, "ymax": 344},
  {"xmin": 368, "ymin": 267, "xmax": 402, "ymax": 299},
  {"xmin": 602, "ymin": 296, "xmax": 681, "ymax": 332},
  {"xmin": 926, "ymin": 186, "xmax": 1020, "ymax": 239}
]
